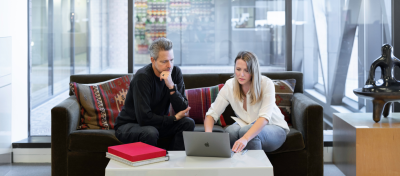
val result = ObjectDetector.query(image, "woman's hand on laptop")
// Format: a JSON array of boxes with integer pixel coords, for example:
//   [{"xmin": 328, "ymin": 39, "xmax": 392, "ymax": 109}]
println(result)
[
  {"xmin": 175, "ymin": 107, "xmax": 191, "ymax": 121},
  {"xmin": 232, "ymin": 137, "xmax": 248, "ymax": 153}
]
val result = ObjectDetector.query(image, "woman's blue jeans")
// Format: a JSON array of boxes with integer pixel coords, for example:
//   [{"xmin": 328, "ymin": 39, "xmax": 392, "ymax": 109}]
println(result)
[{"xmin": 225, "ymin": 123, "xmax": 287, "ymax": 152}]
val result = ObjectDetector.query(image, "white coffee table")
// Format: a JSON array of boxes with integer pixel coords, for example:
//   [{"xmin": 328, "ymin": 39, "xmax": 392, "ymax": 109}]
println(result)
[{"xmin": 105, "ymin": 150, "xmax": 273, "ymax": 176}]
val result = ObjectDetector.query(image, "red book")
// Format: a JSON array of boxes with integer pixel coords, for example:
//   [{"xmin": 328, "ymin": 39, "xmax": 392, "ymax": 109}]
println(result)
[{"xmin": 108, "ymin": 142, "xmax": 166, "ymax": 163}]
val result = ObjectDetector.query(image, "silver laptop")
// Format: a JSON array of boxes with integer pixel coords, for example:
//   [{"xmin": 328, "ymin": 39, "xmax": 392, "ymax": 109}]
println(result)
[{"xmin": 183, "ymin": 131, "xmax": 233, "ymax": 158}]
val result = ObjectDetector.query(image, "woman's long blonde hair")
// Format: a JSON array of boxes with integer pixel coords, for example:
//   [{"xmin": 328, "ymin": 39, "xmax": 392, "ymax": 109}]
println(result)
[{"xmin": 233, "ymin": 51, "xmax": 263, "ymax": 105}]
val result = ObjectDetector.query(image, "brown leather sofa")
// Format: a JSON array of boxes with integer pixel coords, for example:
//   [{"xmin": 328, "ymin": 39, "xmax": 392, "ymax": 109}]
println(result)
[{"xmin": 51, "ymin": 71, "xmax": 323, "ymax": 176}]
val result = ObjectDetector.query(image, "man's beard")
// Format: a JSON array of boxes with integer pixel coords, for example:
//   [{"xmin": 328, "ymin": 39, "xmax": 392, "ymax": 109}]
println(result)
[
  {"xmin": 154, "ymin": 65, "xmax": 163, "ymax": 75},
  {"xmin": 156, "ymin": 66, "xmax": 171, "ymax": 73}
]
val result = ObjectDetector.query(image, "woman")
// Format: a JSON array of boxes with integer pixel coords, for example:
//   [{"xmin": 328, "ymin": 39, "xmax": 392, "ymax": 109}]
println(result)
[{"xmin": 204, "ymin": 51, "xmax": 290, "ymax": 153}]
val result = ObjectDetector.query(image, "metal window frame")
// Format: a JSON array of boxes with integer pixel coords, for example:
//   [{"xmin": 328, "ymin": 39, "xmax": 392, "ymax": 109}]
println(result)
[
  {"xmin": 48, "ymin": 0, "xmax": 54, "ymax": 96},
  {"xmin": 70, "ymin": 0, "xmax": 75, "ymax": 75},
  {"xmin": 86, "ymin": 0, "xmax": 91, "ymax": 74},
  {"xmin": 128, "ymin": 0, "xmax": 134, "ymax": 73},
  {"xmin": 27, "ymin": 0, "xmax": 31, "ymax": 137},
  {"xmin": 286, "ymin": 0, "xmax": 292, "ymax": 71}
]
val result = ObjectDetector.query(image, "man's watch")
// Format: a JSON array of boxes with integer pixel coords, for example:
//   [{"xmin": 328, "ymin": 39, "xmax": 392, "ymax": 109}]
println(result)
[{"xmin": 169, "ymin": 84, "xmax": 177, "ymax": 92}]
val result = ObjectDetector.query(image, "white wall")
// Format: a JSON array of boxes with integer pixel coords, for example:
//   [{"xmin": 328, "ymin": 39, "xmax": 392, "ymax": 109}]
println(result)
[
  {"xmin": 11, "ymin": 0, "xmax": 28, "ymax": 142},
  {"xmin": 0, "ymin": 1, "xmax": 12, "ymax": 37},
  {"xmin": 0, "ymin": 0, "xmax": 29, "ymax": 142}
]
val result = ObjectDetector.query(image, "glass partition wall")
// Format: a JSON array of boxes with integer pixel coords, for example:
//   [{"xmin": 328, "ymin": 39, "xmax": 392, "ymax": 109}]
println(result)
[
  {"xmin": 291, "ymin": 0, "xmax": 392, "ymax": 126},
  {"xmin": 28, "ymin": 0, "xmax": 400, "ymax": 135},
  {"xmin": 30, "ymin": 0, "xmax": 128, "ymax": 135},
  {"xmin": 133, "ymin": 0, "xmax": 286, "ymax": 68},
  {"xmin": 29, "ymin": 0, "xmax": 286, "ymax": 136}
]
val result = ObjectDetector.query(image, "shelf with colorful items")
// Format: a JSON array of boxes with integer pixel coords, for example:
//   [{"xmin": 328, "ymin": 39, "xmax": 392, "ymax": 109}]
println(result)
[
  {"xmin": 135, "ymin": 27, "xmax": 167, "ymax": 54},
  {"xmin": 134, "ymin": 23, "xmax": 148, "ymax": 54},
  {"xmin": 147, "ymin": 0, "xmax": 169, "ymax": 33},
  {"xmin": 145, "ymin": 9, "xmax": 168, "ymax": 42},
  {"xmin": 134, "ymin": 0, "xmax": 169, "ymax": 54},
  {"xmin": 169, "ymin": 0, "xmax": 191, "ymax": 17},
  {"xmin": 146, "ymin": 10, "xmax": 168, "ymax": 32},
  {"xmin": 191, "ymin": 0, "xmax": 214, "ymax": 17},
  {"xmin": 135, "ymin": 0, "xmax": 149, "ymax": 20},
  {"xmin": 135, "ymin": 0, "xmax": 148, "ymax": 54},
  {"xmin": 167, "ymin": 0, "xmax": 191, "ymax": 33},
  {"xmin": 145, "ymin": 18, "xmax": 167, "ymax": 42}
]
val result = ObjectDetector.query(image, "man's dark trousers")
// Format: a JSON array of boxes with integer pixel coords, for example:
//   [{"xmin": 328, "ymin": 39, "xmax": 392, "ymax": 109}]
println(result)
[{"xmin": 115, "ymin": 117, "xmax": 195, "ymax": 150}]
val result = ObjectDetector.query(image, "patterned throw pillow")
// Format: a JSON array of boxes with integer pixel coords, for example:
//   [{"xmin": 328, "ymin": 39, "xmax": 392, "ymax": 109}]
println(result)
[
  {"xmin": 169, "ymin": 84, "xmax": 226, "ymax": 127},
  {"xmin": 69, "ymin": 76, "xmax": 131, "ymax": 129},
  {"xmin": 273, "ymin": 79, "xmax": 296, "ymax": 126}
]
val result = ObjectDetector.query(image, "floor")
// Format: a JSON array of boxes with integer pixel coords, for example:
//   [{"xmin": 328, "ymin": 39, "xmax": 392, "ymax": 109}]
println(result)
[
  {"xmin": 0, "ymin": 163, "xmax": 344, "ymax": 176},
  {"xmin": 0, "ymin": 164, "xmax": 50, "ymax": 176},
  {"xmin": 324, "ymin": 163, "xmax": 345, "ymax": 176},
  {"xmin": 30, "ymin": 91, "xmax": 69, "ymax": 136}
]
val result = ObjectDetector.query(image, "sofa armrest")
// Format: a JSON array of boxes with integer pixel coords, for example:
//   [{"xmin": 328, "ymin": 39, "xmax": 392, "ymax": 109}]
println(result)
[
  {"xmin": 292, "ymin": 93, "xmax": 323, "ymax": 175},
  {"xmin": 51, "ymin": 96, "xmax": 80, "ymax": 176}
]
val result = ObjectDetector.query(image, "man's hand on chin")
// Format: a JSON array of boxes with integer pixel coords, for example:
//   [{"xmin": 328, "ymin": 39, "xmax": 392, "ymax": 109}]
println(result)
[{"xmin": 160, "ymin": 71, "xmax": 174, "ymax": 89}]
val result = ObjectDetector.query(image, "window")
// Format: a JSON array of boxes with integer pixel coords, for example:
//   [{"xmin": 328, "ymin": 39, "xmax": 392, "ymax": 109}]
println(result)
[
  {"xmin": 292, "ymin": 0, "xmax": 392, "ymax": 118},
  {"xmin": 133, "ymin": 0, "xmax": 286, "ymax": 68},
  {"xmin": 30, "ymin": 0, "xmax": 127, "ymax": 136},
  {"xmin": 29, "ymin": 0, "xmax": 287, "ymax": 136},
  {"xmin": 345, "ymin": 28, "xmax": 359, "ymax": 102}
]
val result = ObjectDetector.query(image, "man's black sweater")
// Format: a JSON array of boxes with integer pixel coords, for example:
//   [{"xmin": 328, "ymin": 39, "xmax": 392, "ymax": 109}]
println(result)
[{"xmin": 114, "ymin": 64, "xmax": 188, "ymax": 130}]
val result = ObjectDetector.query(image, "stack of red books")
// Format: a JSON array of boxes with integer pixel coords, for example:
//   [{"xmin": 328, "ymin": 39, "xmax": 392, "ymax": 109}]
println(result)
[{"xmin": 106, "ymin": 142, "xmax": 169, "ymax": 167}]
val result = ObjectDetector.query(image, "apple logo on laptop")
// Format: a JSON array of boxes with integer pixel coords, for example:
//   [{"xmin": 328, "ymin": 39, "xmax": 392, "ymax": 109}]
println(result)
[{"xmin": 204, "ymin": 142, "xmax": 210, "ymax": 147}]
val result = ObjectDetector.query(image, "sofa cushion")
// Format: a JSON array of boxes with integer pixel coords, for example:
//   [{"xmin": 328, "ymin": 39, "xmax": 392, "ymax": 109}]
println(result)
[
  {"xmin": 273, "ymin": 79, "xmax": 296, "ymax": 126},
  {"xmin": 170, "ymin": 84, "xmax": 227, "ymax": 127},
  {"xmin": 193, "ymin": 124, "xmax": 224, "ymax": 133},
  {"xmin": 68, "ymin": 130, "xmax": 123, "ymax": 152},
  {"xmin": 266, "ymin": 127, "xmax": 305, "ymax": 154},
  {"xmin": 70, "ymin": 75, "xmax": 130, "ymax": 129}
]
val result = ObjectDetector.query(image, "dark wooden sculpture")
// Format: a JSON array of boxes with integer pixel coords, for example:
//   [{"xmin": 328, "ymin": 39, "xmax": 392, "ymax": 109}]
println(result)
[{"xmin": 354, "ymin": 44, "xmax": 400, "ymax": 122}]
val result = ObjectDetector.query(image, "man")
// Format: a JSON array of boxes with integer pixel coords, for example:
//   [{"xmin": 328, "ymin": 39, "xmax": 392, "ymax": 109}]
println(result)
[{"xmin": 114, "ymin": 38, "xmax": 194, "ymax": 150}]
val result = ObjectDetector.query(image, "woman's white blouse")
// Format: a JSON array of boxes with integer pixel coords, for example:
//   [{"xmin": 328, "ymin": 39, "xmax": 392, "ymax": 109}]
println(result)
[{"xmin": 206, "ymin": 76, "xmax": 290, "ymax": 134}]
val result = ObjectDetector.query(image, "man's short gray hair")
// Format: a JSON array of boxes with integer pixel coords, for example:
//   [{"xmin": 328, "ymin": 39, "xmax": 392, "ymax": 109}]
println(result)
[{"xmin": 149, "ymin": 38, "xmax": 173, "ymax": 60}]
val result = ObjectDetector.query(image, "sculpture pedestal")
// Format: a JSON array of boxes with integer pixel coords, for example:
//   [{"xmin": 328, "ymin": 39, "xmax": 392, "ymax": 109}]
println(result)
[
  {"xmin": 353, "ymin": 88, "xmax": 400, "ymax": 122},
  {"xmin": 333, "ymin": 113, "xmax": 400, "ymax": 176}
]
